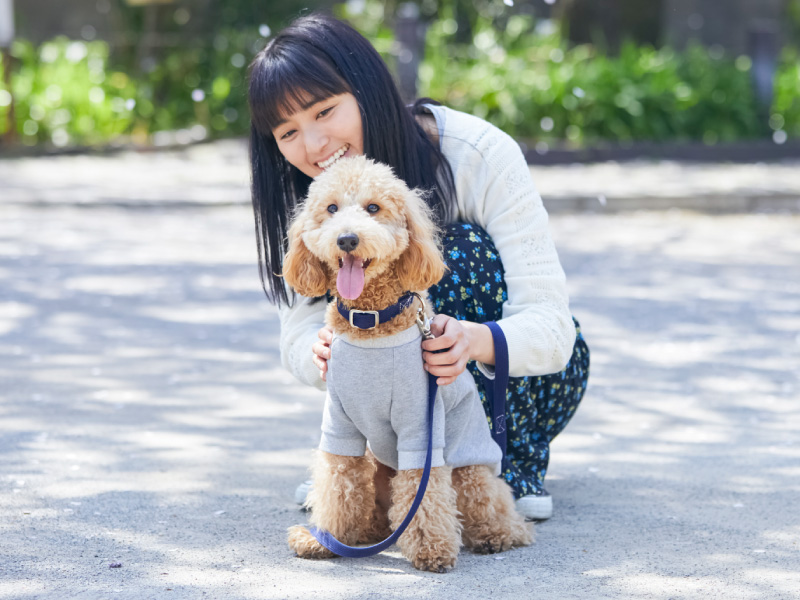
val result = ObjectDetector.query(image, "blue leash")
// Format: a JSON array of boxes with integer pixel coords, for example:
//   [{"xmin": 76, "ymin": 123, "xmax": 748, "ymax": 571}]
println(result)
[
  {"xmin": 484, "ymin": 322, "xmax": 509, "ymax": 459},
  {"xmin": 309, "ymin": 321, "xmax": 508, "ymax": 558}
]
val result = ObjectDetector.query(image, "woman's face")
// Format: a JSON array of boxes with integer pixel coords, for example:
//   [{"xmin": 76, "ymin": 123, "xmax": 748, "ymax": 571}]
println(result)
[{"xmin": 271, "ymin": 92, "xmax": 364, "ymax": 179}]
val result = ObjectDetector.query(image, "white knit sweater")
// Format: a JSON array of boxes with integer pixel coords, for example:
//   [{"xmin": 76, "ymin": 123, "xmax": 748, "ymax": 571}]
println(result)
[{"xmin": 278, "ymin": 105, "xmax": 576, "ymax": 391}]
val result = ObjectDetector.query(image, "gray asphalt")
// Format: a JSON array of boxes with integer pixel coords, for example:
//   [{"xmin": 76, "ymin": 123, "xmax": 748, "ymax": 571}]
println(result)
[{"xmin": 1, "ymin": 149, "xmax": 799, "ymax": 599}]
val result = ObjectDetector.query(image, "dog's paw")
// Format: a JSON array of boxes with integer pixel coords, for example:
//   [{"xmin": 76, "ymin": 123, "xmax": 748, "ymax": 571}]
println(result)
[
  {"xmin": 410, "ymin": 551, "xmax": 457, "ymax": 573},
  {"xmin": 287, "ymin": 525, "xmax": 336, "ymax": 559},
  {"xmin": 465, "ymin": 521, "xmax": 533, "ymax": 554},
  {"xmin": 469, "ymin": 535, "xmax": 514, "ymax": 555},
  {"xmin": 405, "ymin": 538, "xmax": 459, "ymax": 573}
]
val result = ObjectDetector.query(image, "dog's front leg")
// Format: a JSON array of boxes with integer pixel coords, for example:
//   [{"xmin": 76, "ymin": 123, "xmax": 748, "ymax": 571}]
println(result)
[
  {"xmin": 389, "ymin": 465, "xmax": 461, "ymax": 572},
  {"xmin": 288, "ymin": 452, "xmax": 377, "ymax": 559}
]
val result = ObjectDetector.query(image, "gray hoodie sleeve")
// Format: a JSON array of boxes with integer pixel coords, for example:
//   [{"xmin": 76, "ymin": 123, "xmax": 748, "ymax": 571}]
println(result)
[{"xmin": 319, "ymin": 389, "xmax": 367, "ymax": 457}]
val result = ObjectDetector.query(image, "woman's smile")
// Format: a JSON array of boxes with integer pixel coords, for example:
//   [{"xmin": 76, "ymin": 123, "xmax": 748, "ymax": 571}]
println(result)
[{"xmin": 316, "ymin": 143, "xmax": 350, "ymax": 169}]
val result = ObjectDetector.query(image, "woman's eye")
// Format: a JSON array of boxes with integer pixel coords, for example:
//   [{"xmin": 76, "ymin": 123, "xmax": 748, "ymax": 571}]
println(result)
[
  {"xmin": 279, "ymin": 129, "xmax": 296, "ymax": 140},
  {"xmin": 327, "ymin": 204, "xmax": 338, "ymax": 214},
  {"xmin": 318, "ymin": 106, "xmax": 334, "ymax": 118},
  {"xmin": 367, "ymin": 204, "xmax": 380, "ymax": 214}
]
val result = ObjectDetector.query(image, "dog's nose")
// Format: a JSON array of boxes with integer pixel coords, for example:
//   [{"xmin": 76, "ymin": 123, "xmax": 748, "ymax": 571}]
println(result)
[{"xmin": 337, "ymin": 233, "xmax": 360, "ymax": 253}]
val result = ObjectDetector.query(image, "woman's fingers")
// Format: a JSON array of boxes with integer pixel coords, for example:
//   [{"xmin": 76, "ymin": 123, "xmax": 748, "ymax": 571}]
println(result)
[
  {"xmin": 312, "ymin": 341, "xmax": 331, "ymax": 360},
  {"xmin": 318, "ymin": 326, "xmax": 333, "ymax": 343},
  {"xmin": 420, "ymin": 315, "xmax": 471, "ymax": 385},
  {"xmin": 422, "ymin": 344, "xmax": 462, "ymax": 365},
  {"xmin": 313, "ymin": 325, "xmax": 334, "ymax": 381}
]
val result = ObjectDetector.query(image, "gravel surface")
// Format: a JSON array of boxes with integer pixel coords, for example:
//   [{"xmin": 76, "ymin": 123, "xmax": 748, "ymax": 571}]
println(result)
[{"xmin": 1, "ymin": 202, "xmax": 798, "ymax": 599}]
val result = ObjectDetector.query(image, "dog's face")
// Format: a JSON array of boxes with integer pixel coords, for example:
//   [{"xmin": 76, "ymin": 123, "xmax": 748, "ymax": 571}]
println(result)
[{"xmin": 283, "ymin": 156, "xmax": 445, "ymax": 300}]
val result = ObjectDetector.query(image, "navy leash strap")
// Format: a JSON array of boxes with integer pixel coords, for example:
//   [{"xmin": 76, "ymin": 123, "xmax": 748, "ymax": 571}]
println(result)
[
  {"xmin": 308, "ymin": 371, "xmax": 438, "ymax": 558},
  {"xmin": 483, "ymin": 321, "xmax": 509, "ymax": 459}
]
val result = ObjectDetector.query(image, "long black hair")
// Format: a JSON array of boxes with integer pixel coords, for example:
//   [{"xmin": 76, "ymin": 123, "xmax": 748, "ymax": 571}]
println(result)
[{"xmin": 248, "ymin": 13, "xmax": 456, "ymax": 306}]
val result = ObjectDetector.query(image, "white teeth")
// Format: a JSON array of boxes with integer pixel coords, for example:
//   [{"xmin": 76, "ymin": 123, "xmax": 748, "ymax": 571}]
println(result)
[{"xmin": 318, "ymin": 144, "xmax": 349, "ymax": 169}]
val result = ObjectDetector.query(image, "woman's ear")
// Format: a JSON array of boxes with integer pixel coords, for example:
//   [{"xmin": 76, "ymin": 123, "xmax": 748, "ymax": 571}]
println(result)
[
  {"xmin": 282, "ymin": 221, "xmax": 329, "ymax": 297},
  {"xmin": 396, "ymin": 189, "xmax": 446, "ymax": 291}
]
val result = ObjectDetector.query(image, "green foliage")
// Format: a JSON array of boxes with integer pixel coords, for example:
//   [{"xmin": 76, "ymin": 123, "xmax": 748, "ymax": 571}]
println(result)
[
  {"xmin": 1, "ymin": 38, "xmax": 136, "ymax": 144},
  {"xmin": 419, "ymin": 13, "xmax": 777, "ymax": 145},
  {"xmin": 2, "ymin": 5, "xmax": 799, "ymax": 149},
  {"xmin": 0, "ymin": 30, "xmax": 262, "ymax": 147},
  {"xmin": 335, "ymin": 0, "xmax": 396, "ymax": 58},
  {"xmin": 772, "ymin": 47, "xmax": 800, "ymax": 138}
]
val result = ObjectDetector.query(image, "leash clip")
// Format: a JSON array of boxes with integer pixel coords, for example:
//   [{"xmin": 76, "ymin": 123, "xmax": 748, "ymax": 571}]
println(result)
[
  {"xmin": 409, "ymin": 292, "xmax": 434, "ymax": 341},
  {"xmin": 415, "ymin": 308, "xmax": 434, "ymax": 341}
]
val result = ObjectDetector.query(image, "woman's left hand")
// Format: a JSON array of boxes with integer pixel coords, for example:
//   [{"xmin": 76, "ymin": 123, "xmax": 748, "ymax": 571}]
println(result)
[{"xmin": 422, "ymin": 315, "xmax": 495, "ymax": 386}]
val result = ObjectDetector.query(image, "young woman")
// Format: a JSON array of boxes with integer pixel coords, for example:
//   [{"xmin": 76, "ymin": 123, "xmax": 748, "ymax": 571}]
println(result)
[{"xmin": 248, "ymin": 13, "xmax": 589, "ymax": 520}]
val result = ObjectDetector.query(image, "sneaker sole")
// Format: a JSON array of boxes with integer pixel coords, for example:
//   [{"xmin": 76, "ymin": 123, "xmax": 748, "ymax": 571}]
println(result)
[{"xmin": 515, "ymin": 494, "xmax": 553, "ymax": 520}]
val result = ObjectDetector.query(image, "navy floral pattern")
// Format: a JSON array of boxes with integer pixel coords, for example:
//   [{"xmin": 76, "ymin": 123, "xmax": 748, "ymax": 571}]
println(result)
[{"xmin": 428, "ymin": 223, "xmax": 590, "ymax": 498}]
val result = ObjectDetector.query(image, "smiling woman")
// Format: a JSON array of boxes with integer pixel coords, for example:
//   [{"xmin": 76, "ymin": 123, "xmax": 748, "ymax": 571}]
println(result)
[{"xmin": 247, "ymin": 13, "xmax": 589, "ymax": 522}]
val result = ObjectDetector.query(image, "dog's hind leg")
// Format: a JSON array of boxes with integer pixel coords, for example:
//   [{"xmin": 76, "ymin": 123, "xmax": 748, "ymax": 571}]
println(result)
[
  {"xmin": 452, "ymin": 465, "xmax": 532, "ymax": 554},
  {"xmin": 389, "ymin": 466, "xmax": 461, "ymax": 572},
  {"xmin": 288, "ymin": 452, "xmax": 377, "ymax": 559}
]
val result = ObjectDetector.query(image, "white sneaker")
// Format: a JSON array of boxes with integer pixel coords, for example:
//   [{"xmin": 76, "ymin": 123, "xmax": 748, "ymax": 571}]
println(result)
[
  {"xmin": 515, "ymin": 492, "xmax": 553, "ymax": 520},
  {"xmin": 295, "ymin": 479, "xmax": 313, "ymax": 507}
]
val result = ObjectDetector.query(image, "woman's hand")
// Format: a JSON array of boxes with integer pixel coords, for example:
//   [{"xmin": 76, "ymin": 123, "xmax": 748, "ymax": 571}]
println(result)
[
  {"xmin": 312, "ymin": 325, "xmax": 333, "ymax": 381},
  {"xmin": 421, "ymin": 315, "xmax": 495, "ymax": 386}
]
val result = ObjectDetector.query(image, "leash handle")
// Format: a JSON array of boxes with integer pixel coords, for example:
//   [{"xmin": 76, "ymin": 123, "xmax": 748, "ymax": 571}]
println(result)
[
  {"xmin": 482, "ymin": 321, "xmax": 509, "ymax": 460},
  {"xmin": 309, "ymin": 371, "xmax": 438, "ymax": 558}
]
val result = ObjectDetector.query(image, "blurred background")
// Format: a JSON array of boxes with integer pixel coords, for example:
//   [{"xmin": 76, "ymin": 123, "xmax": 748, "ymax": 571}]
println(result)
[{"xmin": 0, "ymin": 0, "xmax": 799, "ymax": 155}]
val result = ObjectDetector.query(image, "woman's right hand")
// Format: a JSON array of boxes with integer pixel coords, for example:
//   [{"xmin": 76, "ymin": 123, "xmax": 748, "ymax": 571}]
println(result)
[{"xmin": 312, "ymin": 325, "xmax": 333, "ymax": 381}]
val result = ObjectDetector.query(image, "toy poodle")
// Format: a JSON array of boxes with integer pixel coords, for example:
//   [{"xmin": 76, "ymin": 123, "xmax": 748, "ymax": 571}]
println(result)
[{"xmin": 282, "ymin": 155, "xmax": 531, "ymax": 572}]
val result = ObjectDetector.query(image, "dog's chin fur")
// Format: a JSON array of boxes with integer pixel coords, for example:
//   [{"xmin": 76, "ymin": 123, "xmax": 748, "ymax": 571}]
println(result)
[{"xmin": 283, "ymin": 156, "xmax": 532, "ymax": 571}]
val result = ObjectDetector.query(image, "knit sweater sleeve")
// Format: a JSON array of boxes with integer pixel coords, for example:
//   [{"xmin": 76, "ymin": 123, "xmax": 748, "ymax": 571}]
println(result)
[
  {"xmin": 278, "ymin": 291, "xmax": 328, "ymax": 391},
  {"xmin": 439, "ymin": 107, "xmax": 576, "ymax": 376}
]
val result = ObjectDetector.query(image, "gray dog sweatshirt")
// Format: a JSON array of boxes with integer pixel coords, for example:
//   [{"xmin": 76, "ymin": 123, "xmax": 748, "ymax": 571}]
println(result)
[{"xmin": 319, "ymin": 324, "xmax": 502, "ymax": 474}]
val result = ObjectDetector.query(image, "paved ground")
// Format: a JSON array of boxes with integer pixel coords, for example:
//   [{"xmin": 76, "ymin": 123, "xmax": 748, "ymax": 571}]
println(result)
[
  {"xmin": 1, "ymin": 146, "xmax": 800, "ymax": 599},
  {"xmin": 2, "ymin": 138, "xmax": 800, "ymax": 212}
]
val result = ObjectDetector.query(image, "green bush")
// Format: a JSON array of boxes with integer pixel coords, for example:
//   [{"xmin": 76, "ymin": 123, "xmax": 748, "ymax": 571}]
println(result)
[
  {"xmin": 773, "ymin": 47, "xmax": 800, "ymax": 139},
  {"xmin": 0, "ymin": 29, "xmax": 261, "ymax": 147},
  {"xmin": 0, "ymin": 38, "xmax": 137, "ymax": 145},
  {"xmin": 1, "ymin": 9, "xmax": 798, "ymax": 149},
  {"xmin": 419, "ymin": 13, "xmax": 775, "ymax": 145}
]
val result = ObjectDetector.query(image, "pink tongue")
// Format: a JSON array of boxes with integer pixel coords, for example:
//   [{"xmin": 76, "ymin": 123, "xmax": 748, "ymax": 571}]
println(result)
[{"xmin": 336, "ymin": 254, "xmax": 365, "ymax": 299}]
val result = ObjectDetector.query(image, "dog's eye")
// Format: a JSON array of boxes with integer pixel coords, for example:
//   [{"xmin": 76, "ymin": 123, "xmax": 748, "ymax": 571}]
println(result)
[
  {"xmin": 367, "ymin": 204, "xmax": 380, "ymax": 214},
  {"xmin": 327, "ymin": 204, "xmax": 338, "ymax": 214}
]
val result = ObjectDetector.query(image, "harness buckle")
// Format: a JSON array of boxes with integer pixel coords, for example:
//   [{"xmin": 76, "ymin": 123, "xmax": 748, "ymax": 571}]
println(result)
[{"xmin": 349, "ymin": 309, "xmax": 380, "ymax": 329}]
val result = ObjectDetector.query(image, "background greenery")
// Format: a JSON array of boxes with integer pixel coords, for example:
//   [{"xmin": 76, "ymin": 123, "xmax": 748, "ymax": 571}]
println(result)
[{"xmin": 1, "ymin": 0, "xmax": 798, "ymax": 149}]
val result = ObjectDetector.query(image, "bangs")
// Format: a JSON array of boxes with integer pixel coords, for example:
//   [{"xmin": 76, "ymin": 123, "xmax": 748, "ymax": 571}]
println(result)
[{"xmin": 249, "ymin": 45, "xmax": 351, "ymax": 134}]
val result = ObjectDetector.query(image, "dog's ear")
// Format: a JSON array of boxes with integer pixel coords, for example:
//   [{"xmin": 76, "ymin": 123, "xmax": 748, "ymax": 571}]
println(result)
[
  {"xmin": 396, "ymin": 189, "xmax": 446, "ymax": 291},
  {"xmin": 282, "ymin": 221, "xmax": 329, "ymax": 298}
]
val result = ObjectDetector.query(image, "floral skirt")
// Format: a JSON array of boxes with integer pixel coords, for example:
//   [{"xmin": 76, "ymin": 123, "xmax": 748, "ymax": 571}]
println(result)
[{"xmin": 428, "ymin": 223, "xmax": 590, "ymax": 498}]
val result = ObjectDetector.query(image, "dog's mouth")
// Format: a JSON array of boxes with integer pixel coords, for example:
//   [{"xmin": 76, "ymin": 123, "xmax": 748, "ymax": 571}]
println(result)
[{"xmin": 336, "ymin": 255, "xmax": 372, "ymax": 300}]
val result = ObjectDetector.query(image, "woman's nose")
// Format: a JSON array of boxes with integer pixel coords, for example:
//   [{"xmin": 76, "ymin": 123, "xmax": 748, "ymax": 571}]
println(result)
[{"xmin": 305, "ymin": 126, "xmax": 329, "ymax": 155}]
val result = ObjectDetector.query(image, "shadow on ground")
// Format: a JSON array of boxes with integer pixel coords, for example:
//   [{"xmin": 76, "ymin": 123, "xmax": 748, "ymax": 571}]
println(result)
[{"xmin": 1, "ymin": 207, "xmax": 798, "ymax": 599}]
